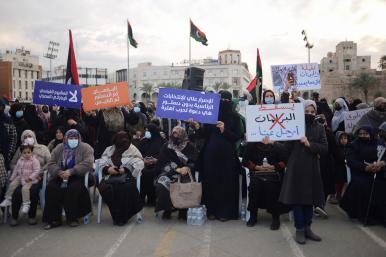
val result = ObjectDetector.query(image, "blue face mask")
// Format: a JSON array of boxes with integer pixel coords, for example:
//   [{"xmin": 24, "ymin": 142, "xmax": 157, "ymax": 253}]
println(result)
[
  {"xmin": 68, "ymin": 139, "xmax": 79, "ymax": 149},
  {"xmin": 265, "ymin": 98, "xmax": 274, "ymax": 104},
  {"xmin": 16, "ymin": 110, "xmax": 23, "ymax": 118},
  {"xmin": 144, "ymin": 131, "xmax": 151, "ymax": 139},
  {"xmin": 133, "ymin": 107, "xmax": 140, "ymax": 113}
]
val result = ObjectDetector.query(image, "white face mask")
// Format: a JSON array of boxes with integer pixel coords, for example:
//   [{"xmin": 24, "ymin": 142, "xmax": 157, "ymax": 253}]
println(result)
[
  {"xmin": 4, "ymin": 105, "xmax": 10, "ymax": 116},
  {"xmin": 24, "ymin": 137, "xmax": 35, "ymax": 146}
]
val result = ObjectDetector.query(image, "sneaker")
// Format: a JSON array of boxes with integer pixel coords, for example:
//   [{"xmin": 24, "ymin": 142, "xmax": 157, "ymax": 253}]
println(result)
[
  {"xmin": 0, "ymin": 198, "xmax": 12, "ymax": 207},
  {"xmin": 21, "ymin": 203, "xmax": 30, "ymax": 214},
  {"xmin": 314, "ymin": 207, "xmax": 328, "ymax": 219}
]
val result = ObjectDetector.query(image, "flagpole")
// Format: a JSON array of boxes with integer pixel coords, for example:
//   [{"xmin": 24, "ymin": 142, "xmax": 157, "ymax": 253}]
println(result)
[
  {"xmin": 189, "ymin": 19, "xmax": 191, "ymax": 66},
  {"xmin": 127, "ymin": 20, "xmax": 130, "ymax": 99}
]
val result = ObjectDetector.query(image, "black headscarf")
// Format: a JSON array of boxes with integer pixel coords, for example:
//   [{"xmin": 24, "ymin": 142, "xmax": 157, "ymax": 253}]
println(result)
[
  {"xmin": 218, "ymin": 90, "xmax": 233, "ymax": 122},
  {"xmin": 111, "ymin": 131, "xmax": 131, "ymax": 167}
]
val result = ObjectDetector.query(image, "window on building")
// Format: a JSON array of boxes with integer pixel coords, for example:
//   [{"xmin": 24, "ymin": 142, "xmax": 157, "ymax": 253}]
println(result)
[
  {"xmin": 143, "ymin": 72, "xmax": 147, "ymax": 77},
  {"xmin": 329, "ymin": 69, "xmax": 334, "ymax": 72},
  {"xmin": 31, "ymin": 81, "xmax": 34, "ymax": 90},
  {"xmin": 25, "ymin": 81, "xmax": 28, "ymax": 90},
  {"xmin": 18, "ymin": 69, "xmax": 21, "ymax": 77},
  {"xmin": 13, "ymin": 91, "xmax": 16, "ymax": 98},
  {"xmin": 329, "ymin": 60, "xmax": 332, "ymax": 64},
  {"xmin": 25, "ymin": 70, "xmax": 27, "ymax": 78},
  {"xmin": 344, "ymin": 59, "xmax": 351, "ymax": 62},
  {"xmin": 26, "ymin": 91, "xmax": 29, "ymax": 99},
  {"xmin": 19, "ymin": 80, "xmax": 21, "ymax": 89},
  {"xmin": 19, "ymin": 91, "xmax": 22, "ymax": 98},
  {"xmin": 36, "ymin": 71, "xmax": 39, "ymax": 79},
  {"xmin": 345, "ymin": 65, "xmax": 350, "ymax": 70},
  {"xmin": 362, "ymin": 58, "xmax": 365, "ymax": 62}
]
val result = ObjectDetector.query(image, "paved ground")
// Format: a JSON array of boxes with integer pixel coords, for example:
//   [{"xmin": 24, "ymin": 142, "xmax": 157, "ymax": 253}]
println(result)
[{"xmin": 1, "ymin": 203, "xmax": 386, "ymax": 257}]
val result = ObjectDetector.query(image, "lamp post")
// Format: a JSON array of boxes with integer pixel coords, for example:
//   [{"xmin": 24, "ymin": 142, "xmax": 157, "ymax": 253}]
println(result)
[
  {"xmin": 301, "ymin": 30, "xmax": 313, "ymax": 64},
  {"xmin": 43, "ymin": 41, "xmax": 60, "ymax": 81}
]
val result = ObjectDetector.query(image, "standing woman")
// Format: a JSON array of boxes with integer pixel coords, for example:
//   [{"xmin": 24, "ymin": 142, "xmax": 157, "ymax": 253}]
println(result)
[
  {"xmin": 331, "ymin": 98, "xmax": 349, "ymax": 133},
  {"xmin": 43, "ymin": 129, "xmax": 93, "ymax": 229},
  {"xmin": 98, "ymin": 131, "xmax": 144, "ymax": 226},
  {"xmin": 198, "ymin": 90, "xmax": 243, "ymax": 221},
  {"xmin": 263, "ymin": 100, "xmax": 327, "ymax": 244}
]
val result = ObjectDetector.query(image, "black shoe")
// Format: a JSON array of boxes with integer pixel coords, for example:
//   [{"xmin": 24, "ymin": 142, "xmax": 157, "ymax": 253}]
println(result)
[
  {"xmin": 208, "ymin": 214, "xmax": 216, "ymax": 220},
  {"xmin": 178, "ymin": 210, "xmax": 187, "ymax": 220},
  {"xmin": 295, "ymin": 229, "xmax": 306, "ymax": 244},
  {"xmin": 44, "ymin": 221, "xmax": 62, "ymax": 230},
  {"xmin": 270, "ymin": 217, "xmax": 280, "ymax": 230},
  {"xmin": 67, "ymin": 220, "xmax": 79, "ymax": 227},
  {"xmin": 246, "ymin": 213, "xmax": 257, "ymax": 227},
  {"xmin": 305, "ymin": 226, "xmax": 322, "ymax": 241},
  {"xmin": 162, "ymin": 210, "xmax": 172, "ymax": 220},
  {"xmin": 219, "ymin": 217, "xmax": 229, "ymax": 222}
]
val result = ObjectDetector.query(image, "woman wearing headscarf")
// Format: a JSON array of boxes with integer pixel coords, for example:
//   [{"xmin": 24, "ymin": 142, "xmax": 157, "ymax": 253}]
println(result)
[
  {"xmin": 138, "ymin": 124, "xmax": 166, "ymax": 205},
  {"xmin": 23, "ymin": 104, "xmax": 44, "ymax": 143},
  {"xmin": 154, "ymin": 126, "xmax": 199, "ymax": 219},
  {"xmin": 9, "ymin": 103, "xmax": 30, "ymax": 148},
  {"xmin": 9, "ymin": 130, "xmax": 51, "ymax": 225},
  {"xmin": 197, "ymin": 90, "xmax": 243, "ymax": 221},
  {"xmin": 98, "ymin": 131, "xmax": 144, "ymax": 226},
  {"xmin": 43, "ymin": 129, "xmax": 93, "ymax": 229},
  {"xmin": 331, "ymin": 97, "xmax": 349, "ymax": 133},
  {"xmin": 47, "ymin": 126, "xmax": 65, "ymax": 152},
  {"xmin": 340, "ymin": 126, "xmax": 386, "ymax": 226},
  {"xmin": 263, "ymin": 100, "xmax": 328, "ymax": 244}
]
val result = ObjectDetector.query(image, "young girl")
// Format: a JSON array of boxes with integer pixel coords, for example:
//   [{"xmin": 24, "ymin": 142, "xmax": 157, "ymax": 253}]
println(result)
[{"xmin": 0, "ymin": 144, "xmax": 40, "ymax": 214}]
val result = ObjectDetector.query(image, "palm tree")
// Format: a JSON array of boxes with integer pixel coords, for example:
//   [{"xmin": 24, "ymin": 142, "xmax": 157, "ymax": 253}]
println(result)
[
  {"xmin": 350, "ymin": 72, "xmax": 379, "ymax": 103},
  {"xmin": 213, "ymin": 82, "xmax": 231, "ymax": 92},
  {"xmin": 139, "ymin": 83, "xmax": 154, "ymax": 102},
  {"xmin": 157, "ymin": 82, "xmax": 182, "ymax": 89},
  {"xmin": 379, "ymin": 55, "xmax": 386, "ymax": 70}
]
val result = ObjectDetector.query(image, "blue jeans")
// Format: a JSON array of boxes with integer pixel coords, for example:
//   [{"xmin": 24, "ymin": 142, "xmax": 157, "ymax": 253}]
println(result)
[{"xmin": 293, "ymin": 205, "xmax": 313, "ymax": 229}]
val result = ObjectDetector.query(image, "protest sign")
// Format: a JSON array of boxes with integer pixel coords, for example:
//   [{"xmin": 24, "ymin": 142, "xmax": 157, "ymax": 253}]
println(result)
[
  {"xmin": 81, "ymin": 82, "xmax": 131, "ymax": 112},
  {"xmin": 271, "ymin": 63, "xmax": 320, "ymax": 93},
  {"xmin": 246, "ymin": 103, "xmax": 305, "ymax": 142},
  {"xmin": 33, "ymin": 80, "xmax": 82, "ymax": 109},
  {"xmin": 156, "ymin": 88, "xmax": 220, "ymax": 124},
  {"xmin": 344, "ymin": 107, "xmax": 372, "ymax": 133}
]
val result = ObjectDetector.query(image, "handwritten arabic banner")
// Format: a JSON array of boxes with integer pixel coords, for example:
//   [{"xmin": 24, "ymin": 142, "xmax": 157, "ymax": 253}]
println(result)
[
  {"xmin": 156, "ymin": 88, "xmax": 220, "ymax": 124},
  {"xmin": 33, "ymin": 81, "xmax": 82, "ymax": 109},
  {"xmin": 344, "ymin": 107, "xmax": 372, "ymax": 133},
  {"xmin": 246, "ymin": 103, "xmax": 305, "ymax": 142},
  {"xmin": 81, "ymin": 82, "xmax": 131, "ymax": 112},
  {"xmin": 271, "ymin": 63, "xmax": 320, "ymax": 93}
]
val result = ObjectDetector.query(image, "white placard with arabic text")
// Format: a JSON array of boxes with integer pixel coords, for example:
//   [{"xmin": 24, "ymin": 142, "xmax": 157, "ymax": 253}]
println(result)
[
  {"xmin": 344, "ymin": 107, "xmax": 372, "ymax": 133},
  {"xmin": 246, "ymin": 103, "xmax": 305, "ymax": 142}
]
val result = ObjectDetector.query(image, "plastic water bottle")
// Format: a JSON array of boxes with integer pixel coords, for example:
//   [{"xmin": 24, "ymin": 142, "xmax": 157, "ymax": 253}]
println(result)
[
  {"xmin": 263, "ymin": 157, "xmax": 269, "ymax": 166},
  {"xmin": 61, "ymin": 179, "xmax": 68, "ymax": 188}
]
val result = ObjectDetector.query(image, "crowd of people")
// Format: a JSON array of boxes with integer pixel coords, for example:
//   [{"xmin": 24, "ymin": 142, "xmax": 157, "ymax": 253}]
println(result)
[{"xmin": 0, "ymin": 90, "xmax": 385, "ymax": 245}]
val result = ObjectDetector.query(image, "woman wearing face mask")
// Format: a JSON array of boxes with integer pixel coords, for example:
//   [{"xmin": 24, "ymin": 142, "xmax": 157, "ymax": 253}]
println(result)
[
  {"xmin": 9, "ymin": 130, "xmax": 51, "ymax": 226},
  {"xmin": 43, "ymin": 129, "xmax": 93, "ymax": 229},
  {"xmin": 154, "ymin": 126, "xmax": 199, "ymax": 220},
  {"xmin": 263, "ymin": 90, "xmax": 276, "ymax": 105},
  {"xmin": 340, "ymin": 126, "xmax": 386, "ymax": 226},
  {"xmin": 98, "ymin": 131, "xmax": 144, "ymax": 226},
  {"xmin": 197, "ymin": 90, "xmax": 243, "ymax": 221},
  {"xmin": 9, "ymin": 103, "xmax": 31, "ymax": 148},
  {"xmin": 331, "ymin": 98, "xmax": 349, "ymax": 133},
  {"xmin": 138, "ymin": 124, "xmax": 166, "ymax": 206},
  {"xmin": 262, "ymin": 100, "xmax": 327, "ymax": 244}
]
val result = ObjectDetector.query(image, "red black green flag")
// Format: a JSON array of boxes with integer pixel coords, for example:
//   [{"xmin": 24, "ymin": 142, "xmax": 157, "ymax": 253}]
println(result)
[
  {"xmin": 65, "ymin": 30, "xmax": 79, "ymax": 85},
  {"xmin": 247, "ymin": 48, "xmax": 263, "ymax": 104},
  {"xmin": 190, "ymin": 20, "xmax": 208, "ymax": 46},
  {"xmin": 128, "ymin": 20, "xmax": 138, "ymax": 48}
]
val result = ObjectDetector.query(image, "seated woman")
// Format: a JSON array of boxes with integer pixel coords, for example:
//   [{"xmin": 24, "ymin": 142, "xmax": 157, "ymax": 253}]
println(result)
[
  {"xmin": 242, "ymin": 142, "xmax": 290, "ymax": 230},
  {"xmin": 340, "ymin": 126, "xmax": 386, "ymax": 226},
  {"xmin": 138, "ymin": 124, "xmax": 166, "ymax": 206},
  {"xmin": 47, "ymin": 126, "xmax": 65, "ymax": 152},
  {"xmin": 43, "ymin": 129, "xmax": 93, "ymax": 229},
  {"xmin": 154, "ymin": 126, "xmax": 199, "ymax": 219},
  {"xmin": 9, "ymin": 130, "xmax": 51, "ymax": 226},
  {"xmin": 98, "ymin": 131, "xmax": 144, "ymax": 226}
]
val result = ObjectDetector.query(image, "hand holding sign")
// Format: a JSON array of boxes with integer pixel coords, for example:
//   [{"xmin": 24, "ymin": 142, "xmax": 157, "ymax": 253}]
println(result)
[{"xmin": 216, "ymin": 121, "xmax": 224, "ymax": 133}]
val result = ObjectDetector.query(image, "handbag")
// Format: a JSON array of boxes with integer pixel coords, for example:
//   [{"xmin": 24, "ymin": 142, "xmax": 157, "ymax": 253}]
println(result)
[
  {"xmin": 170, "ymin": 171, "xmax": 202, "ymax": 209},
  {"xmin": 250, "ymin": 171, "xmax": 281, "ymax": 182},
  {"xmin": 104, "ymin": 174, "xmax": 128, "ymax": 184}
]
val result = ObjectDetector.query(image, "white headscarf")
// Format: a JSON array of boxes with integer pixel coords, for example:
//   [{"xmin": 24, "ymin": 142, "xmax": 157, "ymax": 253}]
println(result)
[{"xmin": 332, "ymin": 98, "xmax": 349, "ymax": 132}]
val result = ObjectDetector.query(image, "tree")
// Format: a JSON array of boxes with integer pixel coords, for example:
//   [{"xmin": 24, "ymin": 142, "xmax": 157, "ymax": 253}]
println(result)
[
  {"xmin": 379, "ymin": 55, "xmax": 386, "ymax": 70},
  {"xmin": 157, "ymin": 82, "xmax": 182, "ymax": 89},
  {"xmin": 139, "ymin": 83, "xmax": 154, "ymax": 102},
  {"xmin": 213, "ymin": 82, "xmax": 231, "ymax": 92},
  {"xmin": 350, "ymin": 72, "xmax": 379, "ymax": 103}
]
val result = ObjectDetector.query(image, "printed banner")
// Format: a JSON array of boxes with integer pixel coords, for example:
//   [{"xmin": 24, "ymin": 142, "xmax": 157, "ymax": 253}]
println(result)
[
  {"xmin": 246, "ymin": 103, "xmax": 305, "ymax": 142},
  {"xmin": 271, "ymin": 63, "xmax": 320, "ymax": 93},
  {"xmin": 344, "ymin": 107, "xmax": 372, "ymax": 133},
  {"xmin": 81, "ymin": 82, "xmax": 131, "ymax": 112},
  {"xmin": 32, "ymin": 80, "xmax": 81, "ymax": 109},
  {"xmin": 156, "ymin": 88, "xmax": 220, "ymax": 124}
]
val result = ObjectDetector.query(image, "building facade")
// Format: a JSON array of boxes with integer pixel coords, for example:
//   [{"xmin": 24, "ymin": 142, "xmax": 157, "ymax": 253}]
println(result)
[
  {"xmin": 0, "ymin": 48, "xmax": 42, "ymax": 102},
  {"xmin": 43, "ymin": 65, "xmax": 108, "ymax": 87},
  {"xmin": 320, "ymin": 41, "xmax": 385, "ymax": 103},
  {"xmin": 109, "ymin": 50, "xmax": 251, "ymax": 102}
]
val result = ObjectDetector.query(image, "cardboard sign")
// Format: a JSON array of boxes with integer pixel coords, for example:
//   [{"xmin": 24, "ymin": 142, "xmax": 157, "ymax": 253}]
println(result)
[
  {"xmin": 246, "ymin": 103, "xmax": 305, "ymax": 142},
  {"xmin": 156, "ymin": 88, "xmax": 220, "ymax": 124},
  {"xmin": 344, "ymin": 107, "xmax": 372, "ymax": 133},
  {"xmin": 33, "ymin": 81, "xmax": 81, "ymax": 109},
  {"xmin": 81, "ymin": 82, "xmax": 131, "ymax": 112},
  {"xmin": 271, "ymin": 63, "xmax": 320, "ymax": 93}
]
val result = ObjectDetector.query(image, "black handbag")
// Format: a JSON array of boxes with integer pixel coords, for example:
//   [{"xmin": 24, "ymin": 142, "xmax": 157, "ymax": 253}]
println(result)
[
  {"xmin": 250, "ymin": 171, "xmax": 281, "ymax": 182},
  {"xmin": 104, "ymin": 174, "xmax": 128, "ymax": 184}
]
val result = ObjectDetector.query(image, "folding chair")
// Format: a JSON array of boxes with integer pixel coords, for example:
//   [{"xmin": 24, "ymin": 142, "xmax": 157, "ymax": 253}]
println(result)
[{"xmin": 95, "ymin": 159, "xmax": 143, "ymax": 224}]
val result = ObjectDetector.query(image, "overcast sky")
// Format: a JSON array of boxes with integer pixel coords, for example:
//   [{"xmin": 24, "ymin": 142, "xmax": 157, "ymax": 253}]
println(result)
[{"xmin": 1, "ymin": 0, "xmax": 385, "ymax": 87}]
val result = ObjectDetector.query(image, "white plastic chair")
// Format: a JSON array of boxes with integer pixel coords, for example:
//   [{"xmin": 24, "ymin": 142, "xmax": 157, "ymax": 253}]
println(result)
[{"xmin": 95, "ymin": 159, "xmax": 143, "ymax": 224}]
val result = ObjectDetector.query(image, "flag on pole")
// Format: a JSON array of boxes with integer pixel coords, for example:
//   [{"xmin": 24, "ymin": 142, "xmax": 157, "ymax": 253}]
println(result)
[
  {"xmin": 247, "ymin": 49, "xmax": 263, "ymax": 104},
  {"xmin": 128, "ymin": 20, "xmax": 138, "ymax": 48},
  {"xmin": 65, "ymin": 30, "xmax": 80, "ymax": 85},
  {"xmin": 190, "ymin": 19, "xmax": 208, "ymax": 46}
]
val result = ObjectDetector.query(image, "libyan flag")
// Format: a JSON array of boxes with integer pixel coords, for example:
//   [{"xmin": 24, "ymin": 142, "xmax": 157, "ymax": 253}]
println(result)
[
  {"xmin": 247, "ymin": 48, "xmax": 263, "ymax": 104},
  {"xmin": 190, "ymin": 19, "xmax": 208, "ymax": 46},
  {"xmin": 128, "ymin": 20, "xmax": 138, "ymax": 48},
  {"xmin": 66, "ymin": 30, "xmax": 80, "ymax": 85}
]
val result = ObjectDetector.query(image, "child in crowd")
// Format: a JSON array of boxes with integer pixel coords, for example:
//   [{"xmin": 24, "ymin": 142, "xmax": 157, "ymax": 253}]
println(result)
[{"xmin": 0, "ymin": 144, "xmax": 40, "ymax": 214}]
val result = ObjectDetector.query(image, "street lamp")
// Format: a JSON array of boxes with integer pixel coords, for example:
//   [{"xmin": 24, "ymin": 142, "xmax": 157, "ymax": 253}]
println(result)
[
  {"xmin": 301, "ymin": 30, "xmax": 313, "ymax": 64},
  {"xmin": 43, "ymin": 41, "xmax": 60, "ymax": 81}
]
